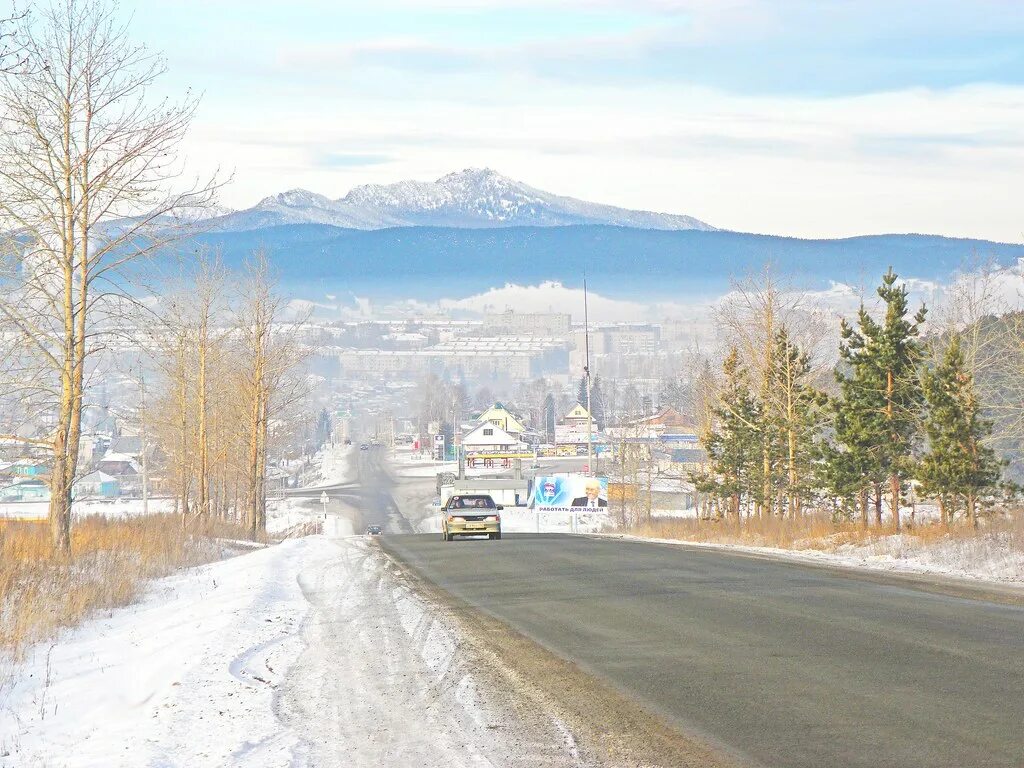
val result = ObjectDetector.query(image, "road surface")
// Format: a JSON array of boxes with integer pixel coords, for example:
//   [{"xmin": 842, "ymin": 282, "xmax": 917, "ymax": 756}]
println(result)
[
  {"xmin": 284, "ymin": 447, "xmax": 419, "ymax": 533},
  {"xmin": 382, "ymin": 533, "xmax": 1024, "ymax": 768}
]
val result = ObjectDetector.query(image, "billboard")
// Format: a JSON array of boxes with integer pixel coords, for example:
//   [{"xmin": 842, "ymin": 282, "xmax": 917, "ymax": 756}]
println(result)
[{"xmin": 528, "ymin": 475, "xmax": 609, "ymax": 512}]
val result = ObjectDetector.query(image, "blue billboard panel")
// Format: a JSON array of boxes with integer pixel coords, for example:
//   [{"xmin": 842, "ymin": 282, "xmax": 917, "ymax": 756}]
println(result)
[{"xmin": 528, "ymin": 475, "xmax": 609, "ymax": 512}]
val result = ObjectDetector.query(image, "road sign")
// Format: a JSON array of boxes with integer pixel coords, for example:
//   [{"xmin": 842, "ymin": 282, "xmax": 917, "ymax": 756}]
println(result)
[{"xmin": 320, "ymin": 491, "xmax": 328, "ymax": 504}]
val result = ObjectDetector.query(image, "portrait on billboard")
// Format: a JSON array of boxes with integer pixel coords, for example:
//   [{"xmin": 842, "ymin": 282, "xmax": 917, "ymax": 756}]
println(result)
[
  {"xmin": 570, "ymin": 478, "xmax": 608, "ymax": 507},
  {"xmin": 529, "ymin": 476, "xmax": 609, "ymax": 512}
]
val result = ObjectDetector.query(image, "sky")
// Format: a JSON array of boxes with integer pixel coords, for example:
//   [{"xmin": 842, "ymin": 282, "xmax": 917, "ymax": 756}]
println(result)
[{"xmin": 126, "ymin": 0, "xmax": 1024, "ymax": 241}]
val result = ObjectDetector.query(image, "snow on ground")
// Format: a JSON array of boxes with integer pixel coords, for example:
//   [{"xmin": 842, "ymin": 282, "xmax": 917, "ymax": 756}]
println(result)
[
  {"xmin": 610, "ymin": 530, "xmax": 1024, "ymax": 586},
  {"xmin": 265, "ymin": 445, "xmax": 357, "ymax": 534},
  {"xmin": 307, "ymin": 444, "xmax": 355, "ymax": 486},
  {"xmin": 274, "ymin": 537, "xmax": 581, "ymax": 767},
  {"xmin": 0, "ymin": 497, "xmax": 176, "ymax": 522},
  {"xmin": 0, "ymin": 534, "xmax": 581, "ymax": 768},
  {"xmin": 265, "ymin": 496, "xmax": 321, "ymax": 534},
  {"xmin": 0, "ymin": 536, "xmax": 340, "ymax": 768}
]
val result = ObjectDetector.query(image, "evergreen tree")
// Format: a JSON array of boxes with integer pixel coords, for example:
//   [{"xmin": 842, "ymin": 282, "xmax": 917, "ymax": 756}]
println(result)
[
  {"xmin": 704, "ymin": 348, "xmax": 761, "ymax": 523},
  {"xmin": 660, "ymin": 374, "xmax": 688, "ymax": 410},
  {"xmin": 591, "ymin": 374, "xmax": 607, "ymax": 430},
  {"xmin": 834, "ymin": 268, "xmax": 926, "ymax": 529},
  {"xmin": 314, "ymin": 408, "xmax": 332, "ymax": 448},
  {"xmin": 919, "ymin": 336, "xmax": 1002, "ymax": 528},
  {"xmin": 543, "ymin": 393, "xmax": 557, "ymax": 443},
  {"xmin": 769, "ymin": 329, "xmax": 828, "ymax": 517},
  {"xmin": 622, "ymin": 384, "xmax": 643, "ymax": 420},
  {"xmin": 577, "ymin": 375, "xmax": 589, "ymax": 408}
]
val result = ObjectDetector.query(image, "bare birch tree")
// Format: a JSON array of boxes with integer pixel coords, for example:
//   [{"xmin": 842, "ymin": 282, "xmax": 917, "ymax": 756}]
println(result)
[
  {"xmin": 236, "ymin": 253, "xmax": 308, "ymax": 538},
  {"xmin": 715, "ymin": 266, "xmax": 831, "ymax": 517},
  {"xmin": 0, "ymin": 0, "xmax": 215, "ymax": 553}
]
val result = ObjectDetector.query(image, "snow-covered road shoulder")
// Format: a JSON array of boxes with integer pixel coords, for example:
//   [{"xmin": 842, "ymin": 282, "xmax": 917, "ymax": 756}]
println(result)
[
  {"xmin": 601, "ymin": 531, "xmax": 1024, "ymax": 588},
  {"xmin": 1, "ymin": 530, "xmax": 586, "ymax": 768},
  {"xmin": 1, "ymin": 536, "xmax": 340, "ymax": 768}
]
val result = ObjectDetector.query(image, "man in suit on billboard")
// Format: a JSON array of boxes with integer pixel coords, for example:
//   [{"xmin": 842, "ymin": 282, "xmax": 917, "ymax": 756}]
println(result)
[{"xmin": 571, "ymin": 478, "xmax": 607, "ymax": 508}]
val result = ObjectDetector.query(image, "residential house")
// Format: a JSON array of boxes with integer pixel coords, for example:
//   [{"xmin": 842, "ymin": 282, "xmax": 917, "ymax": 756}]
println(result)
[
  {"xmin": 0, "ymin": 478, "xmax": 50, "ymax": 501},
  {"xmin": 76, "ymin": 471, "xmax": 121, "ymax": 499},
  {"xmin": 476, "ymin": 403, "xmax": 528, "ymax": 437},
  {"xmin": 10, "ymin": 459, "xmax": 49, "ymax": 477},
  {"xmin": 460, "ymin": 422, "xmax": 527, "ymax": 457},
  {"xmin": 555, "ymin": 403, "xmax": 599, "ymax": 445},
  {"xmin": 96, "ymin": 452, "xmax": 141, "ymax": 495}
]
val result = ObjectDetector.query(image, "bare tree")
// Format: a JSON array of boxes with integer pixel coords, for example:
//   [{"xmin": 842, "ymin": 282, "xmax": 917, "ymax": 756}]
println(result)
[
  {"xmin": 0, "ymin": 0, "xmax": 216, "ymax": 553},
  {"xmin": 715, "ymin": 265, "xmax": 832, "ymax": 518},
  {"xmin": 236, "ymin": 253, "xmax": 308, "ymax": 538}
]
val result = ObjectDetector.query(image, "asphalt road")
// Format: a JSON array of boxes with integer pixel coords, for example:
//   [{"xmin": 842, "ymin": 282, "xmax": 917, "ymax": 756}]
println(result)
[
  {"xmin": 285, "ymin": 447, "xmax": 415, "ymax": 533},
  {"xmin": 381, "ymin": 533, "xmax": 1024, "ymax": 768}
]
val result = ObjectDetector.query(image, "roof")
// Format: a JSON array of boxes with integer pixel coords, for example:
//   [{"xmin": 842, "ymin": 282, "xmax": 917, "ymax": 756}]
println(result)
[
  {"xmin": 563, "ymin": 403, "xmax": 592, "ymax": 421},
  {"xmin": 637, "ymin": 406, "xmax": 696, "ymax": 429},
  {"xmin": 461, "ymin": 422, "xmax": 523, "ymax": 446},
  {"xmin": 79, "ymin": 471, "xmax": 118, "ymax": 483},
  {"xmin": 3, "ymin": 478, "xmax": 47, "ymax": 488},
  {"xmin": 670, "ymin": 448, "xmax": 708, "ymax": 463},
  {"xmin": 109, "ymin": 436, "xmax": 143, "ymax": 455},
  {"xmin": 477, "ymin": 403, "xmax": 527, "ymax": 433},
  {"xmin": 98, "ymin": 452, "xmax": 137, "ymax": 464}
]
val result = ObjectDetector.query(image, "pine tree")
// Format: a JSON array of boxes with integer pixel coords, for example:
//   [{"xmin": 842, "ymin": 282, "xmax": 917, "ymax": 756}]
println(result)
[
  {"xmin": 591, "ymin": 374, "xmax": 607, "ymax": 430},
  {"xmin": 577, "ymin": 375, "xmax": 589, "ymax": 409},
  {"xmin": 543, "ymin": 393, "xmax": 557, "ymax": 443},
  {"xmin": 834, "ymin": 269, "xmax": 926, "ymax": 530},
  {"xmin": 705, "ymin": 348, "xmax": 761, "ymax": 524},
  {"xmin": 919, "ymin": 336, "xmax": 1002, "ymax": 528},
  {"xmin": 769, "ymin": 329, "xmax": 828, "ymax": 517}
]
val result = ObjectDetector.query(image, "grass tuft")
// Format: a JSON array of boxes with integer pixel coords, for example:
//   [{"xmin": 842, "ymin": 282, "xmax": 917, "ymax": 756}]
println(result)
[
  {"xmin": 0, "ymin": 514, "xmax": 250, "ymax": 660},
  {"xmin": 627, "ymin": 511, "xmax": 1024, "ymax": 580}
]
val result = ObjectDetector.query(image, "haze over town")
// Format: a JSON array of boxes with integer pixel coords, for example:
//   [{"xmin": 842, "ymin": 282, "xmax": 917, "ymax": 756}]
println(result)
[{"xmin": 2, "ymin": 3, "xmax": 1024, "ymax": 768}]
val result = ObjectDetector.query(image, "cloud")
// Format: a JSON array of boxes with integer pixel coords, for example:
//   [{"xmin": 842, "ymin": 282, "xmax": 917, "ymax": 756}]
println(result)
[
  {"xmin": 314, "ymin": 152, "xmax": 394, "ymax": 168},
  {"xmin": 439, "ymin": 281, "xmax": 652, "ymax": 322}
]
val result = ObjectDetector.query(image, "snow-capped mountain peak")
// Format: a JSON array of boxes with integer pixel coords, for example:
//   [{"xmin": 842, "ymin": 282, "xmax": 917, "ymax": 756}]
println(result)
[
  {"xmin": 213, "ymin": 169, "xmax": 715, "ymax": 232},
  {"xmin": 258, "ymin": 189, "xmax": 335, "ymax": 209}
]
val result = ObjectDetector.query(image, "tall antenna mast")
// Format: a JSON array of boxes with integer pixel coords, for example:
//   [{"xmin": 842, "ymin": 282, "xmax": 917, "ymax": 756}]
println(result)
[{"xmin": 584, "ymin": 276, "xmax": 593, "ymax": 477}]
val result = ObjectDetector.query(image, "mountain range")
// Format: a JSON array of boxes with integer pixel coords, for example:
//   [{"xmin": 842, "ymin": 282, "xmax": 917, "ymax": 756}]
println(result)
[
  {"xmin": 142, "ymin": 168, "xmax": 1024, "ymax": 303},
  {"xmin": 179, "ymin": 224, "xmax": 1024, "ymax": 302},
  {"xmin": 207, "ymin": 168, "xmax": 715, "ymax": 232}
]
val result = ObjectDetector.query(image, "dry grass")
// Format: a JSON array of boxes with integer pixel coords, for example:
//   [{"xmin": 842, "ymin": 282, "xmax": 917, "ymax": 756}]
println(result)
[
  {"xmin": 629, "ymin": 510, "xmax": 1024, "ymax": 554},
  {"xmin": 0, "ymin": 514, "xmax": 249, "ymax": 660}
]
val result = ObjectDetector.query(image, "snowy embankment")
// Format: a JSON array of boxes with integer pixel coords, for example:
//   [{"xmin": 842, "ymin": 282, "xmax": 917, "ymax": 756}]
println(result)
[
  {"xmin": 0, "ymin": 497, "xmax": 176, "ymax": 522},
  {"xmin": 0, "ymin": 537, "xmax": 339, "ymax": 767},
  {"xmin": 1, "ymin": 534, "xmax": 581, "ymax": 768},
  {"xmin": 612, "ymin": 529, "xmax": 1024, "ymax": 586},
  {"xmin": 266, "ymin": 445, "xmax": 355, "ymax": 535}
]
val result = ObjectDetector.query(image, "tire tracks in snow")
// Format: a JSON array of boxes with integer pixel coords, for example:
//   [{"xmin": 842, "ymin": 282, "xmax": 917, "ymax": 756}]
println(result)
[{"xmin": 274, "ymin": 537, "xmax": 588, "ymax": 768}]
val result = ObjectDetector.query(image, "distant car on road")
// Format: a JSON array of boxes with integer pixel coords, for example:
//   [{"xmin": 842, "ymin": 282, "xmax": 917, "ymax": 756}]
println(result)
[
  {"xmin": 441, "ymin": 494, "xmax": 502, "ymax": 541},
  {"xmin": 360, "ymin": 444, "xmax": 369, "ymax": 451},
  {"xmin": 365, "ymin": 525, "xmax": 383, "ymax": 535}
]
